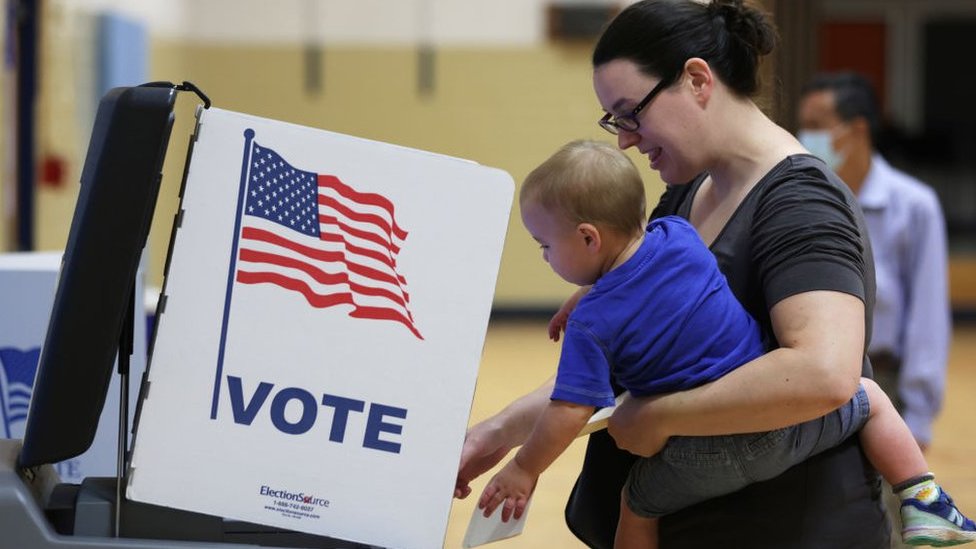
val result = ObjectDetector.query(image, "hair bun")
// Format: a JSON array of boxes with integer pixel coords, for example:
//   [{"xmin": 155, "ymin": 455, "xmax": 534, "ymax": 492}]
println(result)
[{"xmin": 709, "ymin": 0, "xmax": 777, "ymax": 57}]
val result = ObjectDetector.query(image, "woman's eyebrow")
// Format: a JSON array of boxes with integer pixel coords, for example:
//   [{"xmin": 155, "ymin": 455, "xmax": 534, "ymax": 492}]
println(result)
[{"xmin": 609, "ymin": 97, "xmax": 630, "ymax": 112}]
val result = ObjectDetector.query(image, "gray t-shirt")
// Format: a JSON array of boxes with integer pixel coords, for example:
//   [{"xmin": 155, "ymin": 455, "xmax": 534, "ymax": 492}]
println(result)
[{"xmin": 661, "ymin": 153, "xmax": 875, "ymax": 359}]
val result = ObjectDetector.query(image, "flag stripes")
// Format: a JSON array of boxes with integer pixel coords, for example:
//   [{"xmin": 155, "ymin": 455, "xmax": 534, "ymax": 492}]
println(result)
[
  {"xmin": 237, "ymin": 246, "xmax": 410, "ymax": 308},
  {"xmin": 319, "ymin": 174, "xmax": 408, "ymax": 241},
  {"xmin": 319, "ymin": 214, "xmax": 405, "ymax": 265},
  {"xmin": 236, "ymin": 271, "xmax": 422, "ymax": 339}
]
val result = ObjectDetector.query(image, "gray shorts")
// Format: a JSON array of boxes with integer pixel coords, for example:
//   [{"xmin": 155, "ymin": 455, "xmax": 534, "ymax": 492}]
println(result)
[{"xmin": 625, "ymin": 384, "xmax": 871, "ymax": 518}]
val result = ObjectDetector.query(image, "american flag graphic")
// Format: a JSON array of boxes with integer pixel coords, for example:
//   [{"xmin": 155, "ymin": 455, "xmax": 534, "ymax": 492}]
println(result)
[
  {"xmin": 0, "ymin": 348, "xmax": 39, "ymax": 438},
  {"xmin": 235, "ymin": 141, "xmax": 423, "ymax": 340}
]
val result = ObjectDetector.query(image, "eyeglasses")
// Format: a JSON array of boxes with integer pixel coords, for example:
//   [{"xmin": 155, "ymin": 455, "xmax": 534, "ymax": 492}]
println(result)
[{"xmin": 598, "ymin": 77, "xmax": 673, "ymax": 135}]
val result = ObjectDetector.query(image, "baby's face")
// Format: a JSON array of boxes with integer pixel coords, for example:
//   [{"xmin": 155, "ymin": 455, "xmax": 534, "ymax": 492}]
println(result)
[{"xmin": 520, "ymin": 199, "xmax": 600, "ymax": 286}]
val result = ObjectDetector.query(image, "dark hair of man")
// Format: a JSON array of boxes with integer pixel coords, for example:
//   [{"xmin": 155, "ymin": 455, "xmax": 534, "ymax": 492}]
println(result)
[
  {"xmin": 801, "ymin": 72, "xmax": 882, "ymax": 147},
  {"xmin": 592, "ymin": 0, "xmax": 777, "ymax": 98}
]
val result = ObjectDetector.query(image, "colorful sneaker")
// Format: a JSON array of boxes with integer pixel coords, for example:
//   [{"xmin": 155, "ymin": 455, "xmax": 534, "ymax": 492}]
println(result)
[{"xmin": 901, "ymin": 487, "xmax": 976, "ymax": 546}]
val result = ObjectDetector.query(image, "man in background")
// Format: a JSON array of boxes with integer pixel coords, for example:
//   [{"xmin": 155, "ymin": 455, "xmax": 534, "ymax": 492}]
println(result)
[{"xmin": 798, "ymin": 71, "xmax": 952, "ymax": 548}]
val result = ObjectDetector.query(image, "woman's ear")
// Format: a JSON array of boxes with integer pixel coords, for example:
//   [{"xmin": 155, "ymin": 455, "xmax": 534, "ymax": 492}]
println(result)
[
  {"xmin": 578, "ymin": 223, "xmax": 602, "ymax": 252},
  {"xmin": 684, "ymin": 57, "xmax": 713, "ymax": 105}
]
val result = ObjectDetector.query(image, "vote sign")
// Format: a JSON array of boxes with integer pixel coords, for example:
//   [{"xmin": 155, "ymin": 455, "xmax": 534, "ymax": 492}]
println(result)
[{"xmin": 126, "ymin": 108, "xmax": 513, "ymax": 549}]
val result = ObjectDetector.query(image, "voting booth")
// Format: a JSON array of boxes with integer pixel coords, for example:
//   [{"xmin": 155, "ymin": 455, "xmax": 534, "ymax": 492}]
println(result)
[
  {"xmin": 0, "ymin": 253, "xmax": 147, "ymax": 484},
  {"xmin": 0, "ymin": 82, "xmax": 513, "ymax": 549}
]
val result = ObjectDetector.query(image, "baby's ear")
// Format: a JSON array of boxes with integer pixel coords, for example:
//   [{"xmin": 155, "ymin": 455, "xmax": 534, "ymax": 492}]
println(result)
[{"xmin": 578, "ymin": 223, "xmax": 601, "ymax": 251}]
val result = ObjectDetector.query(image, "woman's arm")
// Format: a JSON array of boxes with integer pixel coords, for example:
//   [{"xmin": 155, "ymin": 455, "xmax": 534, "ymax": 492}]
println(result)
[
  {"xmin": 454, "ymin": 376, "xmax": 555, "ymax": 498},
  {"xmin": 608, "ymin": 290, "xmax": 865, "ymax": 456}
]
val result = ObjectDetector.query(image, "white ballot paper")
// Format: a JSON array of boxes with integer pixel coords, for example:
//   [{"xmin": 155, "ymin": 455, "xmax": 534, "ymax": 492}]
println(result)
[
  {"xmin": 462, "ymin": 498, "xmax": 532, "ymax": 548},
  {"xmin": 463, "ymin": 393, "xmax": 628, "ymax": 547}
]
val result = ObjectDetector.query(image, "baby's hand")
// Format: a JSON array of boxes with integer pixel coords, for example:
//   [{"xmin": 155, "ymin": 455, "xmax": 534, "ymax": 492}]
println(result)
[
  {"xmin": 548, "ymin": 286, "xmax": 591, "ymax": 341},
  {"xmin": 547, "ymin": 308, "xmax": 570, "ymax": 342},
  {"xmin": 477, "ymin": 460, "xmax": 537, "ymax": 522}
]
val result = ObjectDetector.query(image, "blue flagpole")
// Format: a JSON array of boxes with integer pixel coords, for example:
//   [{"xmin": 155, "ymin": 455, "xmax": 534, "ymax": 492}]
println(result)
[{"xmin": 210, "ymin": 128, "xmax": 256, "ymax": 420}]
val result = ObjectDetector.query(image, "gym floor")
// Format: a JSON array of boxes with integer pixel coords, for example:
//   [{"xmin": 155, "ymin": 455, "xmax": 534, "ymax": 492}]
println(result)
[{"xmin": 443, "ymin": 320, "xmax": 976, "ymax": 548}]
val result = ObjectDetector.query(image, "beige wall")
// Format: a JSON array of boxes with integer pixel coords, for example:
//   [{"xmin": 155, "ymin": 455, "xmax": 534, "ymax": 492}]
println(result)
[
  {"xmin": 109, "ymin": 41, "xmax": 662, "ymax": 308},
  {"xmin": 25, "ymin": 24, "xmax": 976, "ymax": 312}
]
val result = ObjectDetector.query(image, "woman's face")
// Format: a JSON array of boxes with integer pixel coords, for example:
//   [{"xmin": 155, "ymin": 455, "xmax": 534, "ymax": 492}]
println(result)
[{"xmin": 593, "ymin": 59, "xmax": 699, "ymax": 184}]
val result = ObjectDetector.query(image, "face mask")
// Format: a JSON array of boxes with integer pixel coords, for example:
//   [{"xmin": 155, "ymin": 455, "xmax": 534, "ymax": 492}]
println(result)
[{"xmin": 797, "ymin": 129, "xmax": 845, "ymax": 170}]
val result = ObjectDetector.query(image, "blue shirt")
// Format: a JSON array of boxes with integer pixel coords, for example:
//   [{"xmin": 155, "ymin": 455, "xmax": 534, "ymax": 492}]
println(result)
[
  {"xmin": 552, "ymin": 216, "xmax": 765, "ymax": 408},
  {"xmin": 860, "ymin": 154, "xmax": 951, "ymax": 444}
]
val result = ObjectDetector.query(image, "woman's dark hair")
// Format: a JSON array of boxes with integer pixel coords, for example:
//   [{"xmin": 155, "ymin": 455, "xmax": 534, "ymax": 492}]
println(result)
[{"xmin": 592, "ymin": 0, "xmax": 778, "ymax": 97}]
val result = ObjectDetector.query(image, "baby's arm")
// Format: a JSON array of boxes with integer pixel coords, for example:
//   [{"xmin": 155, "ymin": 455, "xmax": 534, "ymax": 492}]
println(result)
[{"xmin": 479, "ymin": 400, "xmax": 594, "ymax": 521}]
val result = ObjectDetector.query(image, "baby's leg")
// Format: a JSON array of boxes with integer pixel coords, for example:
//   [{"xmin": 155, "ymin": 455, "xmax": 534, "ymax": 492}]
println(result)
[
  {"xmin": 614, "ymin": 489, "xmax": 657, "ymax": 549},
  {"xmin": 860, "ymin": 378, "xmax": 976, "ymax": 545},
  {"xmin": 859, "ymin": 377, "xmax": 927, "ymax": 485}
]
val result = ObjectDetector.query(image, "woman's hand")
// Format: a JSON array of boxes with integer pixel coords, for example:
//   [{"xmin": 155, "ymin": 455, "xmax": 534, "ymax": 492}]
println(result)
[
  {"xmin": 454, "ymin": 377, "xmax": 555, "ymax": 499},
  {"xmin": 606, "ymin": 394, "xmax": 669, "ymax": 458},
  {"xmin": 455, "ymin": 421, "xmax": 512, "ymax": 499},
  {"xmin": 549, "ymin": 286, "xmax": 591, "ymax": 341}
]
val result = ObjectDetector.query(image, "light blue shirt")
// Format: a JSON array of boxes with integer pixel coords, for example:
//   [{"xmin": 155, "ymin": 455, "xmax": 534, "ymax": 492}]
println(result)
[{"xmin": 859, "ymin": 154, "xmax": 951, "ymax": 444}]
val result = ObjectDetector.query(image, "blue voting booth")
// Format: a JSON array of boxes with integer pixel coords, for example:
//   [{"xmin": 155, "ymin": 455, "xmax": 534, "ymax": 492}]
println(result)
[{"xmin": 0, "ymin": 252, "xmax": 146, "ymax": 484}]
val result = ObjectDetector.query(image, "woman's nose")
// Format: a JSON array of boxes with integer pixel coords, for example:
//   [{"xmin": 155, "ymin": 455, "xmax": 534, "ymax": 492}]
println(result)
[{"xmin": 617, "ymin": 130, "xmax": 640, "ymax": 150}]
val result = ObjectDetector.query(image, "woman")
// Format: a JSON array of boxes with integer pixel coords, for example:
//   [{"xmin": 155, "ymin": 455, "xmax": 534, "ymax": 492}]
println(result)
[{"xmin": 455, "ymin": 0, "xmax": 890, "ymax": 546}]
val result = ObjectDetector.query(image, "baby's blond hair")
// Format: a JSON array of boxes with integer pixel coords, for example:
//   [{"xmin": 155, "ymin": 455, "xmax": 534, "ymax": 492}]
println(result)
[{"xmin": 521, "ymin": 140, "xmax": 646, "ymax": 237}]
